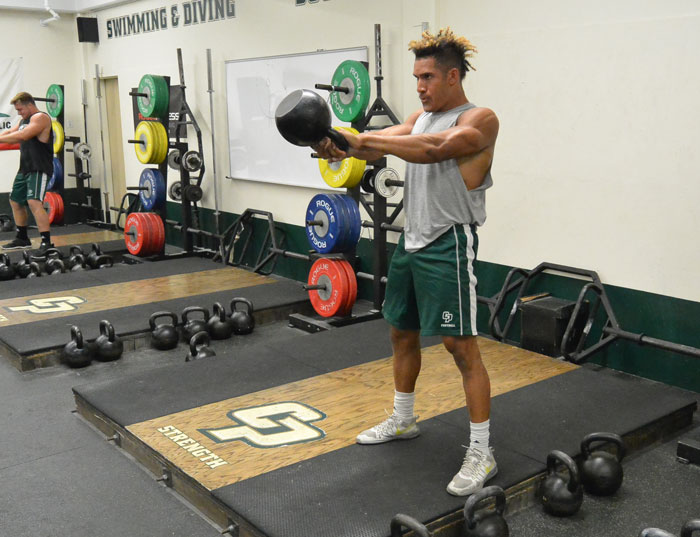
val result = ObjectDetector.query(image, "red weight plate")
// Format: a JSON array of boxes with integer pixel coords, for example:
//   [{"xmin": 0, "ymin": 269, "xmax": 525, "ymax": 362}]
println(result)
[
  {"xmin": 308, "ymin": 258, "xmax": 350, "ymax": 318},
  {"xmin": 124, "ymin": 213, "xmax": 145, "ymax": 255},
  {"xmin": 44, "ymin": 192, "xmax": 57, "ymax": 224},
  {"xmin": 137, "ymin": 212, "xmax": 155, "ymax": 256},
  {"xmin": 149, "ymin": 213, "xmax": 165, "ymax": 254},
  {"xmin": 54, "ymin": 193, "xmax": 64, "ymax": 223},
  {"xmin": 338, "ymin": 259, "xmax": 357, "ymax": 316}
]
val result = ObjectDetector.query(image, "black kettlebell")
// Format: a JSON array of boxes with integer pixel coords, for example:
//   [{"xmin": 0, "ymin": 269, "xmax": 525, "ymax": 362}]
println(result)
[
  {"xmin": 0, "ymin": 214, "xmax": 14, "ymax": 232},
  {"xmin": 15, "ymin": 251, "xmax": 32, "ymax": 278},
  {"xmin": 463, "ymin": 486, "xmax": 509, "ymax": 537},
  {"xmin": 68, "ymin": 245, "xmax": 84, "ymax": 268},
  {"xmin": 70, "ymin": 253, "xmax": 88, "ymax": 272},
  {"xmin": 207, "ymin": 302, "xmax": 234, "ymax": 340},
  {"xmin": 61, "ymin": 326, "xmax": 94, "ymax": 368},
  {"xmin": 94, "ymin": 319, "xmax": 123, "ymax": 362},
  {"xmin": 390, "ymin": 513, "xmax": 431, "ymax": 537},
  {"xmin": 26, "ymin": 261, "xmax": 41, "ymax": 278},
  {"xmin": 0, "ymin": 253, "xmax": 15, "ymax": 280},
  {"xmin": 94, "ymin": 254, "xmax": 114, "ymax": 269},
  {"xmin": 42, "ymin": 247, "xmax": 63, "ymax": 260},
  {"xmin": 46, "ymin": 257, "xmax": 65, "ymax": 275},
  {"xmin": 185, "ymin": 331, "xmax": 216, "ymax": 362},
  {"xmin": 275, "ymin": 89, "xmax": 350, "ymax": 150},
  {"xmin": 86, "ymin": 243, "xmax": 102, "ymax": 268},
  {"xmin": 181, "ymin": 306, "xmax": 210, "ymax": 342},
  {"xmin": 229, "ymin": 297, "xmax": 255, "ymax": 335},
  {"xmin": 149, "ymin": 311, "xmax": 179, "ymax": 350},
  {"xmin": 681, "ymin": 520, "xmax": 700, "ymax": 537},
  {"xmin": 579, "ymin": 432, "xmax": 625, "ymax": 496},
  {"xmin": 538, "ymin": 450, "xmax": 583, "ymax": 517}
]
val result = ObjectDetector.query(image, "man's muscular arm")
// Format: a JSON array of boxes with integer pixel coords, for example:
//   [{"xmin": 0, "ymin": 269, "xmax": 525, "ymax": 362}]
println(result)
[{"xmin": 0, "ymin": 114, "xmax": 49, "ymax": 144}]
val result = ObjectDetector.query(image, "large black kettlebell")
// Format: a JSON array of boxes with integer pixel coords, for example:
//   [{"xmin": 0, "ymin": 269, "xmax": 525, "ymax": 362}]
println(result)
[
  {"xmin": 538, "ymin": 450, "xmax": 583, "ymax": 517},
  {"xmin": 149, "ymin": 311, "xmax": 179, "ymax": 350},
  {"xmin": 390, "ymin": 514, "xmax": 432, "ymax": 537},
  {"xmin": 185, "ymin": 331, "xmax": 216, "ymax": 362},
  {"xmin": 15, "ymin": 251, "xmax": 32, "ymax": 278},
  {"xmin": 579, "ymin": 432, "xmax": 625, "ymax": 496},
  {"xmin": 94, "ymin": 319, "xmax": 124, "ymax": 362},
  {"xmin": 0, "ymin": 214, "xmax": 14, "ymax": 232},
  {"xmin": 86, "ymin": 243, "xmax": 102, "ymax": 269},
  {"xmin": 682, "ymin": 520, "xmax": 700, "ymax": 537},
  {"xmin": 229, "ymin": 297, "xmax": 255, "ymax": 335},
  {"xmin": 62, "ymin": 326, "xmax": 94, "ymax": 368},
  {"xmin": 463, "ymin": 486, "xmax": 509, "ymax": 537},
  {"xmin": 0, "ymin": 253, "xmax": 15, "ymax": 281},
  {"xmin": 207, "ymin": 302, "xmax": 234, "ymax": 340},
  {"xmin": 181, "ymin": 306, "xmax": 210, "ymax": 342},
  {"xmin": 70, "ymin": 253, "xmax": 88, "ymax": 272},
  {"xmin": 275, "ymin": 89, "xmax": 350, "ymax": 151},
  {"xmin": 94, "ymin": 254, "xmax": 114, "ymax": 269},
  {"xmin": 640, "ymin": 521, "xmax": 700, "ymax": 537}
]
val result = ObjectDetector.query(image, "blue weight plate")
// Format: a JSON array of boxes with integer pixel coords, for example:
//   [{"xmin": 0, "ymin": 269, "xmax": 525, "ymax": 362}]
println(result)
[
  {"xmin": 328, "ymin": 193, "xmax": 352, "ymax": 252},
  {"xmin": 139, "ymin": 168, "xmax": 165, "ymax": 211},
  {"xmin": 48, "ymin": 157, "xmax": 62, "ymax": 191},
  {"xmin": 305, "ymin": 194, "xmax": 342, "ymax": 254},
  {"xmin": 342, "ymin": 194, "xmax": 361, "ymax": 249}
]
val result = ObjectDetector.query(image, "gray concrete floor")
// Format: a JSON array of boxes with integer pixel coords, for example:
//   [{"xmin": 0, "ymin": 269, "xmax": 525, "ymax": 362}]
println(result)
[{"xmin": 0, "ymin": 320, "xmax": 697, "ymax": 537}]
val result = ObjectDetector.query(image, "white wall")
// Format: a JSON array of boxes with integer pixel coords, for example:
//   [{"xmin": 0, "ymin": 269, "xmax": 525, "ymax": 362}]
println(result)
[
  {"xmin": 437, "ymin": 0, "xmax": 700, "ymax": 301},
  {"xmin": 0, "ymin": 9, "xmax": 82, "ymax": 189},
  {"xmin": 2, "ymin": 0, "xmax": 699, "ymax": 304}
]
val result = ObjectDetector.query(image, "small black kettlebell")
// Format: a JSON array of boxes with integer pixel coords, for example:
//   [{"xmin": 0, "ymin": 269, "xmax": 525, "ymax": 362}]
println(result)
[
  {"xmin": 579, "ymin": 432, "xmax": 625, "ymax": 496},
  {"xmin": 94, "ymin": 319, "xmax": 124, "ymax": 362},
  {"xmin": 86, "ymin": 243, "xmax": 102, "ymax": 268},
  {"xmin": 46, "ymin": 257, "xmax": 65, "ymax": 275},
  {"xmin": 390, "ymin": 513, "xmax": 431, "ymax": 537},
  {"xmin": 70, "ymin": 253, "xmax": 88, "ymax": 272},
  {"xmin": 0, "ymin": 214, "xmax": 14, "ymax": 232},
  {"xmin": 94, "ymin": 254, "xmax": 114, "ymax": 269},
  {"xmin": 149, "ymin": 311, "xmax": 179, "ymax": 350},
  {"xmin": 15, "ymin": 251, "xmax": 32, "ymax": 279},
  {"xmin": 61, "ymin": 326, "xmax": 94, "ymax": 368},
  {"xmin": 538, "ymin": 450, "xmax": 583, "ymax": 517},
  {"xmin": 185, "ymin": 331, "xmax": 216, "ymax": 362},
  {"xmin": 26, "ymin": 261, "xmax": 41, "ymax": 278},
  {"xmin": 463, "ymin": 485, "xmax": 509, "ymax": 537},
  {"xmin": 181, "ymin": 306, "xmax": 210, "ymax": 342},
  {"xmin": 0, "ymin": 253, "xmax": 15, "ymax": 281},
  {"xmin": 68, "ymin": 245, "xmax": 84, "ymax": 268},
  {"xmin": 229, "ymin": 297, "xmax": 255, "ymax": 335},
  {"xmin": 207, "ymin": 302, "xmax": 234, "ymax": 340}
]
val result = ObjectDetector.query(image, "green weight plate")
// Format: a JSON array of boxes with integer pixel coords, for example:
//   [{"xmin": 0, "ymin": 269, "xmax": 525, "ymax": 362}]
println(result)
[
  {"xmin": 329, "ymin": 60, "xmax": 371, "ymax": 122},
  {"xmin": 137, "ymin": 74, "xmax": 169, "ymax": 118},
  {"xmin": 45, "ymin": 84, "xmax": 64, "ymax": 118}
]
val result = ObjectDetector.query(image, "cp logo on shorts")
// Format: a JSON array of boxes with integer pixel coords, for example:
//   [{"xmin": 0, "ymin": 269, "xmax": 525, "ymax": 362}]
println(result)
[
  {"xmin": 442, "ymin": 311, "xmax": 454, "ymax": 324},
  {"xmin": 199, "ymin": 401, "xmax": 327, "ymax": 448}
]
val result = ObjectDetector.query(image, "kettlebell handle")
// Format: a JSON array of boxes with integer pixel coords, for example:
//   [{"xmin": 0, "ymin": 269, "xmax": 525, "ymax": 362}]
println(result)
[
  {"xmin": 326, "ymin": 128, "xmax": 349, "ymax": 152},
  {"xmin": 229, "ymin": 297, "xmax": 254, "ymax": 314},
  {"xmin": 149, "ymin": 311, "xmax": 179, "ymax": 330},
  {"xmin": 70, "ymin": 325, "xmax": 84, "ymax": 348},
  {"xmin": 581, "ymin": 432, "xmax": 625, "ymax": 462},
  {"xmin": 99, "ymin": 319, "xmax": 116, "ymax": 341},
  {"xmin": 94, "ymin": 254, "xmax": 114, "ymax": 268},
  {"xmin": 212, "ymin": 302, "xmax": 227, "ymax": 320},
  {"xmin": 91, "ymin": 242, "xmax": 102, "ymax": 254},
  {"xmin": 682, "ymin": 519, "xmax": 700, "ymax": 537},
  {"xmin": 69, "ymin": 245, "xmax": 84, "ymax": 256},
  {"xmin": 0, "ymin": 253, "xmax": 9, "ymax": 264},
  {"xmin": 639, "ymin": 529, "xmax": 677, "ymax": 537},
  {"xmin": 390, "ymin": 514, "xmax": 431, "ymax": 537},
  {"xmin": 189, "ymin": 330, "xmax": 211, "ymax": 354},
  {"xmin": 463, "ymin": 485, "xmax": 506, "ymax": 528},
  {"xmin": 182, "ymin": 306, "xmax": 210, "ymax": 323},
  {"xmin": 546, "ymin": 450, "xmax": 580, "ymax": 492}
]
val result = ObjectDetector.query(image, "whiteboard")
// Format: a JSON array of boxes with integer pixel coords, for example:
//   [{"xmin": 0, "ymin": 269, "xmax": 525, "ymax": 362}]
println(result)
[{"xmin": 225, "ymin": 47, "xmax": 368, "ymax": 188}]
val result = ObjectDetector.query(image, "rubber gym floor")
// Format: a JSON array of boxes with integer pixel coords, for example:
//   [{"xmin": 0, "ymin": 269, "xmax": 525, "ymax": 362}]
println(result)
[{"xmin": 0, "ymin": 224, "xmax": 698, "ymax": 537}]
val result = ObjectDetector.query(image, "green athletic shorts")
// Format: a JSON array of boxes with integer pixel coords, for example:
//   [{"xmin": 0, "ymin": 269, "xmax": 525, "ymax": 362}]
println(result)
[
  {"xmin": 10, "ymin": 171, "xmax": 49, "ymax": 205},
  {"xmin": 383, "ymin": 224, "xmax": 479, "ymax": 337}
]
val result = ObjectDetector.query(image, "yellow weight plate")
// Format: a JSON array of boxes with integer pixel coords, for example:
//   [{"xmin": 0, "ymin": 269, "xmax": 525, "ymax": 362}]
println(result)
[
  {"xmin": 149, "ymin": 121, "xmax": 169, "ymax": 164},
  {"xmin": 317, "ymin": 127, "xmax": 366, "ymax": 188},
  {"xmin": 134, "ymin": 121, "xmax": 155, "ymax": 164},
  {"xmin": 51, "ymin": 120, "xmax": 64, "ymax": 155}
]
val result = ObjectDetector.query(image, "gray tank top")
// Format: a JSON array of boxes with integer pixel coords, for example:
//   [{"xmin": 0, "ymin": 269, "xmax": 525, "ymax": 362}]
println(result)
[{"xmin": 403, "ymin": 102, "xmax": 493, "ymax": 252}]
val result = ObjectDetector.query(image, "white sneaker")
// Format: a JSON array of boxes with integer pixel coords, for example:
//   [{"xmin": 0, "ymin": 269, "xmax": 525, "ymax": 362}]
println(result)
[
  {"xmin": 356, "ymin": 413, "xmax": 420, "ymax": 444},
  {"xmin": 446, "ymin": 446, "xmax": 498, "ymax": 496}
]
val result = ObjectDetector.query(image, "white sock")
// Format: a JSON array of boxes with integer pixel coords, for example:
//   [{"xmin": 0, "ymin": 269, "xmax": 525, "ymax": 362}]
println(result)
[
  {"xmin": 469, "ymin": 419, "xmax": 491, "ymax": 454},
  {"xmin": 393, "ymin": 390, "xmax": 415, "ymax": 422}
]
